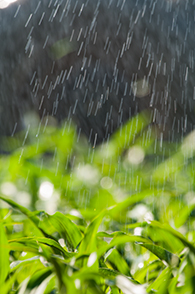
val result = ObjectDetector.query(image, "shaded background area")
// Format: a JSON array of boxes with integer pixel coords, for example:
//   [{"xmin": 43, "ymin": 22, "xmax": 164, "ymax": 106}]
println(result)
[{"xmin": 0, "ymin": 0, "xmax": 195, "ymax": 146}]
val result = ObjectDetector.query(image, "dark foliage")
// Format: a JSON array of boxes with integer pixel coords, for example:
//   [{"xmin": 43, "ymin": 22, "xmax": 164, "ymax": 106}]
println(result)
[{"xmin": 1, "ymin": 0, "xmax": 195, "ymax": 145}]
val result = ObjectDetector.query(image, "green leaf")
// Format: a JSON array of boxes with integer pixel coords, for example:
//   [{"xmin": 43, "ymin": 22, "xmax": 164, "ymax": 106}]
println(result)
[
  {"xmin": 110, "ymin": 286, "xmax": 120, "ymax": 294},
  {"xmin": 99, "ymin": 268, "xmax": 119, "ymax": 279},
  {"xmin": 17, "ymin": 277, "xmax": 30, "ymax": 294},
  {"xmin": 147, "ymin": 267, "xmax": 172, "ymax": 293},
  {"xmin": 79, "ymin": 211, "xmax": 105, "ymax": 255},
  {"xmin": 27, "ymin": 268, "xmax": 54, "ymax": 290},
  {"xmin": 0, "ymin": 196, "xmax": 42, "ymax": 231},
  {"xmin": 134, "ymin": 260, "xmax": 163, "ymax": 284},
  {"xmin": 0, "ymin": 272, "xmax": 17, "ymax": 294},
  {"xmin": 138, "ymin": 243, "xmax": 180, "ymax": 267},
  {"xmin": 150, "ymin": 221, "xmax": 195, "ymax": 254},
  {"xmin": 145, "ymin": 225, "xmax": 184, "ymax": 254},
  {"xmin": 42, "ymin": 212, "xmax": 83, "ymax": 250},
  {"xmin": 105, "ymin": 248, "xmax": 131, "ymax": 276},
  {"xmin": 9, "ymin": 237, "xmax": 73, "ymax": 258},
  {"xmin": 30, "ymin": 274, "xmax": 55, "ymax": 294},
  {"xmin": 97, "ymin": 234, "xmax": 153, "ymax": 258},
  {"xmin": 10, "ymin": 256, "xmax": 40, "ymax": 272},
  {"xmin": 49, "ymin": 38, "xmax": 76, "ymax": 60},
  {"xmin": 174, "ymin": 202, "xmax": 195, "ymax": 228},
  {"xmin": 0, "ymin": 222, "xmax": 9, "ymax": 285}
]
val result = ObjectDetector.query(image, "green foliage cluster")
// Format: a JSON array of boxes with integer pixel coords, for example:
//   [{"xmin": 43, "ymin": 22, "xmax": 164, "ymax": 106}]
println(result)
[{"xmin": 1, "ymin": 112, "xmax": 195, "ymax": 293}]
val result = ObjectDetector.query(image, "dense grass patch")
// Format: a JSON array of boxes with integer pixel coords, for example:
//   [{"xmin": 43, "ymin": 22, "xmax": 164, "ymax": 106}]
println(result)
[{"xmin": 1, "ymin": 113, "xmax": 195, "ymax": 293}]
